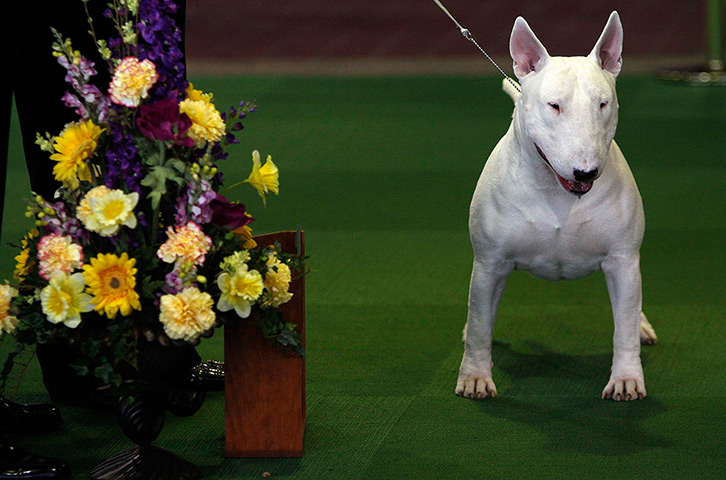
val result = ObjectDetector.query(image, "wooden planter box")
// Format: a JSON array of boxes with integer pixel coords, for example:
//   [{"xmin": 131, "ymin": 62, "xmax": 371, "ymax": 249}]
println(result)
[{"xmin": 224, "ymin": 230, "xmax": 306, "ymax": 457}]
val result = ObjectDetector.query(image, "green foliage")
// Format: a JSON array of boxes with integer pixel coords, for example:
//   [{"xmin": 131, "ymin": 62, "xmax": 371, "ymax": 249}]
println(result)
[
  {"xmin": 0, "ymin": 343, "xmax": 26, "ymax": 390},
  {"xmin": 140, "ymin": 147, "xmax": 187, "ymax": 210}
]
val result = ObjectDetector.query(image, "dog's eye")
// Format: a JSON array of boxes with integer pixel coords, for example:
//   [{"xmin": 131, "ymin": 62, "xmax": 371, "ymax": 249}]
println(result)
[
  {"xmin": 600, "ymin": 101, "xmax": 609, "ymax": 109},
  {"xmin": 548, "ymin": 103, "xmax": 560, "ymax": 112}
]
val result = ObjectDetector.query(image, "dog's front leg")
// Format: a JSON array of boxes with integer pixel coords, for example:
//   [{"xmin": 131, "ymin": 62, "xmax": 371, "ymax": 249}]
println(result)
[
  {"xmin": 456, "ymin": 259, "xmax": 510, "ymax": 399},
  {"xmin": 602, "ymin": 254, "xmax": 647, "ymax": 401}
]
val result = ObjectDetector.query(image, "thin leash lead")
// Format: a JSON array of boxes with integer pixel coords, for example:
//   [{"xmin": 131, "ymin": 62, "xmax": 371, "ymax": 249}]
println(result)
[{"xmin": 432, "ymin": 0, "xmax": 521, "ymax": 93}]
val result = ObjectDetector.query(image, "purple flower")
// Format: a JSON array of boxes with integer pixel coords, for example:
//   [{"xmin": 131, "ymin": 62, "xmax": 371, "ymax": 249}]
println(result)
[
  {"xmin": 137, "ymin": 98, "xmax": 194, "ymax": 147},
  {"xmin": 174, "ymin": 192, "xmax": 189, "ymax": 225},
  {"xmin": 209, "ymin": 142, "xmax": 228, "ymax": 161},
  {"xmin": 209, "ymin": 196, "xmax": 254, "ymax": 231},
  {"xmin": 175, "ymin": 179, "xmax": 220, "ymax": 225},
  {"xmin": 38, "ymin": 200, "xmax": 89, "ymax": 243},
  {"xmin": 162, "ymin": 263, "xmax": 192, "ymax": 295},
  {"xmin": 135, "ymin": 0, "xmax": 187, "ymax": 101},
  {"xmin": 55, "ymin": 48, "xmax": 109, "ymax": 121},
  {"xmin": 224, "ymin": 132, "xmax": 239, "ymax": 145},
  {"xmin": 189, "ymin": 180, "xmax": 217, "ymax": 224},
  {"xmin": 105, "ymin": 106, "xmax": 142, "ymax": 192},
  {"xmin": 62, "ymin": 92, "xmax": 88, "ymax": 118}
]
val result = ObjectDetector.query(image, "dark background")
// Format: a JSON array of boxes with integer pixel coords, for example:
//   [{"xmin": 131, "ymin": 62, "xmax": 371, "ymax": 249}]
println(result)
[{"xmin": 185, "ymin": 0, "xmax": 707, "ymax": 61}]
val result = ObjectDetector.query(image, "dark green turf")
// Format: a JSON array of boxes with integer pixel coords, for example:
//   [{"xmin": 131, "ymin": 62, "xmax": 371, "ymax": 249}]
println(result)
[{"xmin": 2, "ymin": 75, "xmax": 724, "ymax": 479}]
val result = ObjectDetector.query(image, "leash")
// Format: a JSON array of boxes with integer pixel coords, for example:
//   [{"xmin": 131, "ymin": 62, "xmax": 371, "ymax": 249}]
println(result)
[{"xmin": 432, "ymin": 0, "xmax": 521, "ymax": 93}]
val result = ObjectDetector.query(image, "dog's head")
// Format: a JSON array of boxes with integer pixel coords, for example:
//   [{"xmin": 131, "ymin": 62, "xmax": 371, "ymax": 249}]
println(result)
[{"xmin": 509, "ymin": 12, "xmax": 623, "ymax": 196}]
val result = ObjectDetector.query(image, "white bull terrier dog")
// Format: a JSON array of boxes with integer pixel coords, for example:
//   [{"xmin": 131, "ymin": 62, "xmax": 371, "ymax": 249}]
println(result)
[{"xmin": 456, "ymin": 11, "xmax": 658, "ymax": 402}]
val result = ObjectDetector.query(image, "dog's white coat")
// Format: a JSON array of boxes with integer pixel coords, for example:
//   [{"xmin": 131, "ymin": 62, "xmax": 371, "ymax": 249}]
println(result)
[{"xmin": 457, "ymin": 12, "xmax": 657, "ymax": 402}]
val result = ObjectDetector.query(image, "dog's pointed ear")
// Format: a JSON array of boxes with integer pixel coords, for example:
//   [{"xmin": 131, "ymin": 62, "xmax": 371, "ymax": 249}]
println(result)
[
  {"xmin": 509, "ymin": 17, "xmax": 550, "ymax": 80},
  {"xmin": 589, "ymin": 11, "xmax": 623, "ymax": 76}
]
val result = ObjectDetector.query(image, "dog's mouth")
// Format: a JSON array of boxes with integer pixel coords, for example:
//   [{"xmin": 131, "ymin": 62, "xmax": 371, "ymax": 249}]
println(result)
[{"xmin": 534, "ymin": 144, "xmax": 593, "ymax": 197}]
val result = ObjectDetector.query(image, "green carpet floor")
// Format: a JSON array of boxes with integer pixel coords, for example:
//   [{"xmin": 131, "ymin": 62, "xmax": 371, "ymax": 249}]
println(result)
[{"xmin": 1, "ymin": 75, "xmax": 724, "ymax": 479}]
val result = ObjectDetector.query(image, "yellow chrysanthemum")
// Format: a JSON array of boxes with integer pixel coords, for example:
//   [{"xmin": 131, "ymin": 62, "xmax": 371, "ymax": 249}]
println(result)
[
  {"xmin": 40, "ymin": 272, "xmax": 93, "ymax": 328},
  {"xmin": 185, "ymin": 82, "xmax": 213, "ymax": 104},
  {"xmin": 13, "ymin": 228, "xmax": 39, "ymax": 281},
  {"xmin": 159, "ymin": 287, "xmax": 215, "ymax": 342},
  {"xmin": 83, "ymin": 253, "xmax": 142, "ymax": 319},
  {"xmin": 109, "ymin": 56, "xmax": 159, "ymax": 107},
  {"xmin": 245, "ymin": 150, "xmax": 279, "ymax": 206},
  {"xmin": 179, "ymin": 98, "xmax": 225, "ymax": 146},
  {"xmin": 262, "ymin": 253, "xmax": 293, "ymax": 308},
  {"xmin": 50, "ymin": 120, "xmax": 104, "ymax": 189},
  {"xmin": 0, "ymin": 284, "xmax": 19, "ymax": 334},
  {"xmin": 77, "ymin": 186, "xmax": 139, "ymax": 237},
  {"xmin": 216, "ymin": 264, "xmax": 264, "ymax": 318}
]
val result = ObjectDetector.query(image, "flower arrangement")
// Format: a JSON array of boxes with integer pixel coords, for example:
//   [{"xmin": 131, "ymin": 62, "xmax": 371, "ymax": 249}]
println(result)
[{"xmin": 0, "ymin": 0, "xmax": 304, "ymax": 387}]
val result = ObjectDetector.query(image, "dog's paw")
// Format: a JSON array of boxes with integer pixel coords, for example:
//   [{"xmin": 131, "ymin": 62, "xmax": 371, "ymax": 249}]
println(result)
[
  {"xmin": 455, "ymin": 375, "xmax": 497, "ymax": 399},
  {"xmin": 602, "ymin": 377, "xmax": 646, "ymax": 401},
  {"xmin": 639, "ymin": 312, "xmax": 658, "ymax": 345}
]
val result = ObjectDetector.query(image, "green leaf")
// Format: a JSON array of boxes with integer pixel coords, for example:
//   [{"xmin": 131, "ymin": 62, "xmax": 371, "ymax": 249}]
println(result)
[
  {"xmin": 142, "ymin": 151, "xmax": 163, "ymax": 167},
  {"xmin": 140, "ymin": 166, "xmax": 170, "ymax": 191},
  {"xmin": 93, "ymin": 363, "xmax": 114, "ymax": 384},
  {"xmin": 0, "ymin": 343, "xmax": 26, "ymax": 390},
  {"xmin": 70, "ymin": 363, "xmax": 90, "ymax": 377},
  {"xmin": 167, "ymin": 158, "xmax": 187, "ymax": 174},
  {"xmin": 141, "ymin": 276, "xmax": 164, "ymax": 298},
  {"xmin": 147, "ymin": 191, "xmax": 162, "ymax": 210}
]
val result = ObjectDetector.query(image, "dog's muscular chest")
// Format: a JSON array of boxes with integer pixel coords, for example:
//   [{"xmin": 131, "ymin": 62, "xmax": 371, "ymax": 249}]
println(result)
[
  {"xmin": 510, "ymin": 220, "xmax": 605, "ymax": 281},
  {"xmin": 483, "ymin": 200, "xmax": 607, "ymax": 281}
]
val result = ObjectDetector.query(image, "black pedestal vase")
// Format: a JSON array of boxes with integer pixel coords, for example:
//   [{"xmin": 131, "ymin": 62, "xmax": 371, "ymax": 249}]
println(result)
[{"xmin": 90, "ymin": 340, "xmax": 206, "ymax": 480}]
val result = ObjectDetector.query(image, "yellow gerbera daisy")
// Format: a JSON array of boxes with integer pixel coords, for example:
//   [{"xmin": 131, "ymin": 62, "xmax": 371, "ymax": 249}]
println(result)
[
  {"xmin": 13, "ymin": 248, "xmax": 30, "ymax": 282},
  {"xmin": 50, "ymin": 120, "xmax": 105, "ymax": 190},
  {"xmin": 216, "ymin": 264, "xmax": 264, "ymax": 318},
  {"xmin": 159, "ymin": 287, "xmax": 215, "ymax": 342},
  {"xmin": 13, "ymin": 228, "xmax": 39, "ymax": 281},
  {"xmin": 0, "ymin": 284, "xmax": 20, "ymax": 334},
  {"xmin": 245, "ymin": 150, "xmax": 279, "ymax": 206},
  {"xmin": 83, "ymin": 253, "xmax": 142, "ymax": 319},
  {"xmin": 179, "ymin": 98, "xmax": 225, "ymax": 146},
  {"xmin": 40, "ymin": 272, "xmax": 93, "ymax": 328}
]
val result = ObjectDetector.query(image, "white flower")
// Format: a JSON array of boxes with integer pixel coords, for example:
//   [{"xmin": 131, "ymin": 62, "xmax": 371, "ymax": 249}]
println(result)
[
  {"xmin": 40, "ymin": 272, "xmax": 93, "ymax": 328},
  {"xmin": 217, "ymin": 264, "xmax": 264, "ymax": 318},
  {"xmin": 77, "ymin": 186, "xmax": 139, "ymax": 237}
]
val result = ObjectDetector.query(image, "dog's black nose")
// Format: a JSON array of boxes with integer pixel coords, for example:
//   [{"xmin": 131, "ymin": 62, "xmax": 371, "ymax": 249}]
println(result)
[{"xmin": 573, "ymin": 168, "xmax": 598, "ymax": 182}]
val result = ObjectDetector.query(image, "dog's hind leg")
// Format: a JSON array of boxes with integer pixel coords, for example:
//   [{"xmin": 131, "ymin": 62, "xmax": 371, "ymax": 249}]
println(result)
[{"xmin": 639, "ymin": 312, "xmax": 658, "ymax": 345}]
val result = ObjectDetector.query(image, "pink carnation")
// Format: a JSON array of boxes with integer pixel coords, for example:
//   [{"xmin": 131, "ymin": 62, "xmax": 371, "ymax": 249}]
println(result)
[
  {"xmin": 109, "ymin": 57, "xmax": 159, "ymax": 107},
  {"xmin": 37, "ymin": 234, "xmax": 84, "ymax": 280},
  {"xmin": 157, "ymin": 222, "xmax": 212, "ymax": 266}
]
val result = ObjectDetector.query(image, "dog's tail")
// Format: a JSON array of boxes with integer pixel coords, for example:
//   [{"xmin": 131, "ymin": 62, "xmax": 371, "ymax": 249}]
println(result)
[{"xmin": 502, "ymin": 79, "xmax": 521, "ymax": 102}]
